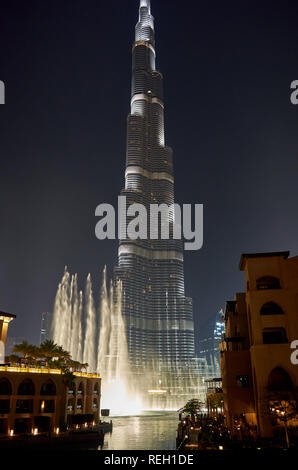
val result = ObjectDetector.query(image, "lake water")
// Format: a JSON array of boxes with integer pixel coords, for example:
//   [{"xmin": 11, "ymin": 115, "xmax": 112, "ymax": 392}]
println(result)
[{"xmin": 100, "ymin": 412, "xmax": 178, "ymax": 450}]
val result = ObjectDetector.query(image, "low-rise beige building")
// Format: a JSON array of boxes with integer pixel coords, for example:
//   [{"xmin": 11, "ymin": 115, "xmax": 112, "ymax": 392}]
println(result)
[
  {"xmin": 0, "ymin": 367, "xmax": 101, "ymax": 435},
  {"xmin": 0, "ymin": 312, "xmax": 101, "ymax": 436},
  {"xmin": 220, "ymin": 251, "xmax": 298, "ymax": 438}
]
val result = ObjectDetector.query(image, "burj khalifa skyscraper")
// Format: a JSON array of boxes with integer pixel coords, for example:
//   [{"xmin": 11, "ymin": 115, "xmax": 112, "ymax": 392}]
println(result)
[{"xmin": 114, "ymin": 0, "xmax": 196, "ymax": 403}]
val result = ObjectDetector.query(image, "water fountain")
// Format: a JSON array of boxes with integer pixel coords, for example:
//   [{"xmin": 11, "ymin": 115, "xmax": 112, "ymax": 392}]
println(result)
[
  {"xmin": 97, "ymin": 268, "xmax": 142, "ymax": 415},
  {"xmin": 51, "ymin": 267, "xmax": 142, "ymax": 415},
  {"xmin": 51, "ymin": 268, "xmax": 205, "ymax": 414}
]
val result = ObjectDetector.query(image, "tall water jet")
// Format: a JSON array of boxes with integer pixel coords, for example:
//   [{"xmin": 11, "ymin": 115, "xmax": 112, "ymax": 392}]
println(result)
[
  {"xmin": 97, "ymin": 267, "xmax": 111, "ymax": 377},
  {"xmin": 51, "ymin": 267, "xmax": 142, "ymax": 414},
  {"xmin": 70, "ymin": 276, "xmax": 84, "ymax": 364},
  {"xmin": 97, "ymin": 272, "xmax": 142, "ymax": 415},
  {"xmin": 83, "ymin": 274, "xmax": 97, "ymax": 372},
  {"xmin": 51, "ymin": 268, "xmax": 72, "ymax": 351},
  {"xmin": 76, "ymin": 291, "xmax": 83, "ymax": 363},
  {"xmin": 69, "ymin": 274, "xmax": 79, "ymax": 361},
  {"xmin": 108, "ymin": 279, "xmax": 130, "ymax": 384}
]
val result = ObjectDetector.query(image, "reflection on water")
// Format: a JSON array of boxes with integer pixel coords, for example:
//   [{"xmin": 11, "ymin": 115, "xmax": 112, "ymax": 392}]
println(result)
[{"xmin": 101, "ymin": 412, "xmax": 178, "ymax": 450}]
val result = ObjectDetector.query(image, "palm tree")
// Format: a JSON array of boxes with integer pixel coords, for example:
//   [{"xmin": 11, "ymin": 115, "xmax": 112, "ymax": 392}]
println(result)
[
  {"xmin": 12, "ymin": 341, "xmax": 36, "ymax": 364},
  {"xmin": 12, "ymin": 339, "xmax": 78, "ymax": 377},
  {"xmin": 39, "ymin": 340, "xmax": 61, "ymax": 367},
  {"xmin": 55, "ymin": 345, "xmax": 71, "ymax": 361},
  {"xmin": 26, "ymin": 345, "xmax": 40, "ymax": 366}
]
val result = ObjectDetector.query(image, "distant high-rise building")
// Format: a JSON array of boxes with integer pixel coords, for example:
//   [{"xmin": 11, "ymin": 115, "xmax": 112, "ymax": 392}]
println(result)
[
  {"xmin": 198, "ymin": 310, "xmax": 225, "ymax": 377},
  {"xmin": 40, "ymin": 312, "xmax": 51, "ymax": 345},
  {"xmin": 213, "ymin": 309, "xmax": 225, "ymax": 373}
]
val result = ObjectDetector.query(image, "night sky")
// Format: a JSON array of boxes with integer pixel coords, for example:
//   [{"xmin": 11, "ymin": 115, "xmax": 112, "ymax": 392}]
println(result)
[{"xmin": 1, "ymin": 0, "xmax": 298, "ymax": 351}]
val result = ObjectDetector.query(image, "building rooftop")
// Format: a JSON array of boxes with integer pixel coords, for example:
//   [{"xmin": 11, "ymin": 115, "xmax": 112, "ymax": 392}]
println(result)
[
  {"xmin": 239, "ymin": 251, "xmax": 290, "ymax": 271},
  {"xmin": 0, "ymin": 311, "xmax": 16, "ymax": 319}
]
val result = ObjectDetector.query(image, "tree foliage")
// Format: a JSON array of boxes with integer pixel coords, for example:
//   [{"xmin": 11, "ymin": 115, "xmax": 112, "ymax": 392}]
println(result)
[
  {"xmin": 181, "ymin": 398, "xmax": 204, "ymax": 417},
  {"xmin": 267, "ymin": 390, "xmax": 298, "ymax": 448},
  {"xmin": 11, "ymin": 340, "xmax": 88, "ymax": 373}
]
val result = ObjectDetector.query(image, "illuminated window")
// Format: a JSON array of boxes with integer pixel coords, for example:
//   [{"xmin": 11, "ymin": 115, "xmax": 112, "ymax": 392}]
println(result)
[{"xmin": 39, "ymin": 399, "xmax": 55, "ymax": 413}]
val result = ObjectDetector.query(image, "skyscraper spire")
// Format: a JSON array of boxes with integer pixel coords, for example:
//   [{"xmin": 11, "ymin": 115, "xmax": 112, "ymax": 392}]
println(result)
[
  {"xmin": 140, "ymin": 0, "xmax": 151, "ymax": 13},
  {"xmin": 136, "ymin": 0, "xmax": 154, "ymax": 46}
]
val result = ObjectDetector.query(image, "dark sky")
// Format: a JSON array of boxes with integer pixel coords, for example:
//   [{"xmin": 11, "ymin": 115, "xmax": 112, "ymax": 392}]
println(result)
[{"xmin": 1, "ymin": 0, "xmax": 298, "ymax": 350}]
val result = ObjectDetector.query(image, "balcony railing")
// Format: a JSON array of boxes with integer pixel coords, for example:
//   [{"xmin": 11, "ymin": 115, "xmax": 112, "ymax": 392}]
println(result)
[{"xmin": 0, "ymin": 365, "xmax": 100, "ymax": 379}]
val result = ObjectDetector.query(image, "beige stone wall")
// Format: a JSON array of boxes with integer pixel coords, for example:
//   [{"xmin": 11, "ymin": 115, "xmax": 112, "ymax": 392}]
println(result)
[
  {"xmin": 220, "ymin": 253, "xmax": 298, "ymax": 438},
  {"xmin": 244, "ymin": 255, "xmax": 298, "ymax": 437}
]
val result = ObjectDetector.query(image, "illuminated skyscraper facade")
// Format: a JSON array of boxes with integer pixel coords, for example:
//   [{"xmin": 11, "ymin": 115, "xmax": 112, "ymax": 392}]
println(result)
[
  {"xmin": 114, "ymin": 0, "xmax": 195, "ymax": 378},
  {"xmin": 40, "ymin": 312, "xmax": 51, "ymax": 345},
  {"xmin": 198, "ymin": 311, "xmax": 225, "ymax": 377}
]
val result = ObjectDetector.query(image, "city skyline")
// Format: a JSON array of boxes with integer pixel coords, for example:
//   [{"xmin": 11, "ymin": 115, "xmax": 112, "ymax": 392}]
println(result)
[{"xmin": 1, "ymin": 0, "xmax": 298, "ymax": 349}]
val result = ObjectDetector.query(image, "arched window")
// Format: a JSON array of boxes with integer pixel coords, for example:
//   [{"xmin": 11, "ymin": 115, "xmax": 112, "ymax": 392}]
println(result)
[
  {"xmin": 260, "ymin": 302, "xmax": 284, "ymax": 316},
  {"xmin": 93, "ymin": 398, "xmax": 98, "ymax": 409},
  {"xmin": 77, "ymin": 398, "xmax": 83, "ymax": 410},
  {"xmin": 262, "ymin": 328, "xmax": 288, "ymax": 344},
  {"xmin": 77, "ymin": 382, "xmax": 84, "ymax": 396},
  {"xmin": 0, "ymin": 378, "xmax": 12, "ymax": 395},
  {"xmin": 17, "ymin": 379, "xmax": 35, "ymax": 396},
  {"xmin": 93, "ymin": 382, "xmax": 99, "ymax": 395},
  {"xmin": 40, "ymin": 379, "xmax": 56, "ymax": 396},
  {"xmin": 257, "ymin": 276, "xmax": 280, "ymax": 290},
  {"xmin": 268, "ymin": 367, "xmax": 294, "ymax": 391}
]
